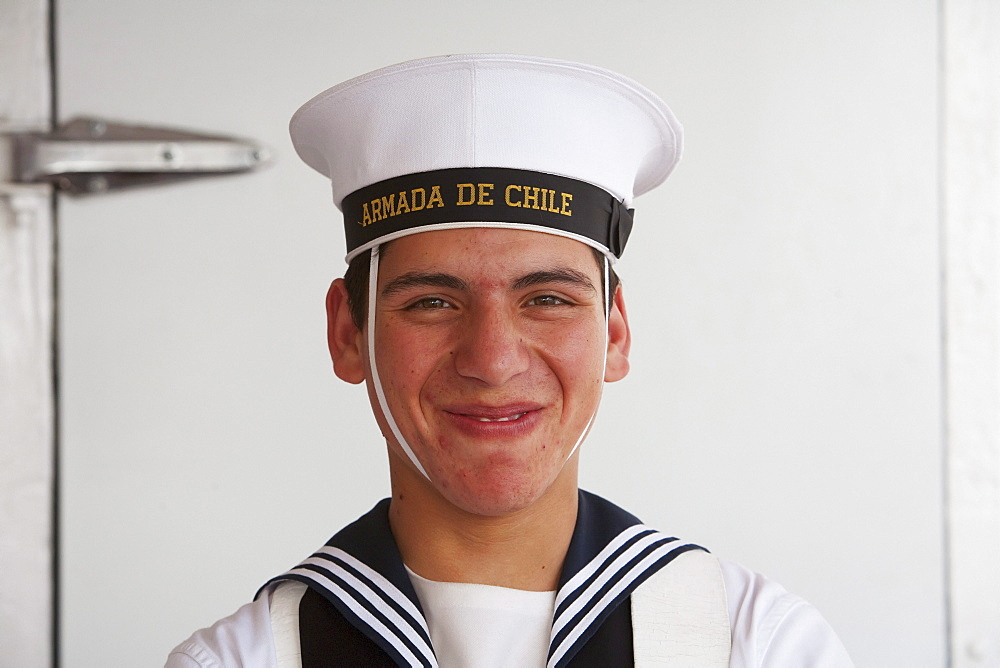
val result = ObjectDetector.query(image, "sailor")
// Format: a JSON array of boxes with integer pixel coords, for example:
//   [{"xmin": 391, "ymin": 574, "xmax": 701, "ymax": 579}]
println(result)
[{"xmin": 166, "ymin": 54, "xmax": 853, "ymax": 667}]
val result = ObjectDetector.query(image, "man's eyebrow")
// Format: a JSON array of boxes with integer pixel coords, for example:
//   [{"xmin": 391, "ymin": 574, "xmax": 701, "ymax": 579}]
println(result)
[
  {"xmin": 511, "ymin": 268, "xmax": 597, "ymax": 294},
  {"xmin": 381, "ymin": 272, "xmax": 469, "ymax": 297}
]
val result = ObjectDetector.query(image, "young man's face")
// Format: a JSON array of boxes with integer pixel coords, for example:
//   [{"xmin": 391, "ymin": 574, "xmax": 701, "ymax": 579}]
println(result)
[{"xmin": 337, "ymin": 227, "xmax": 631, "ymax": 517}]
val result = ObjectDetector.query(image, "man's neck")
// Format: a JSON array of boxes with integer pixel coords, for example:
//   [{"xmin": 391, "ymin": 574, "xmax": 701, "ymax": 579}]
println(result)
[{"xmin": 387, "ymin": 457, "xmax": 579, "ymax": 592}]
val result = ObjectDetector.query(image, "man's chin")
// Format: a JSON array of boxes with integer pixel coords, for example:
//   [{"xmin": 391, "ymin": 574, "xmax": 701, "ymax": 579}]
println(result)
[{"xmin": 431, "ymin": 466, "xmax": 569, "ymax": 518}]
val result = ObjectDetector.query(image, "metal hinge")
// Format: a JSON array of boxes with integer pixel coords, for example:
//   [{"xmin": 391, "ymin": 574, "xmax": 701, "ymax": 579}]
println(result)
[{"xmin": 5, "ymin": 117, "xmax": 271, "ymax": 194}]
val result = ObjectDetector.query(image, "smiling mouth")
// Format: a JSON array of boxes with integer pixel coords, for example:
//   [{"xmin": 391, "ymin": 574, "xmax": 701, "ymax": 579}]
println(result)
[
  {"xmin": 446, "ymin": 404, "xmax": 540, "ymax": 422},
  {"xmin": 469, "ymin": 413, "xmax": 527, "ymax": 422}
]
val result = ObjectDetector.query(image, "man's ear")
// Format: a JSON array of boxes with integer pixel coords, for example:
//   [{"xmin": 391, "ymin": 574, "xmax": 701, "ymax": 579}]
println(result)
[
  {"xmin": 604, "ymin": 284, "xmax": 631, "ymax": 382},
  {"xmin": 326, "ymin": 279, "xmax": 366, "ymax": 384}
]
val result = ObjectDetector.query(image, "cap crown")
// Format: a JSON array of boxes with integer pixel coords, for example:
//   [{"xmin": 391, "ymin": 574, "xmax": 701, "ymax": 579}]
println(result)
[{"xmin": 290, "ymin": 54, "xmax": 681, "ymax": 259}]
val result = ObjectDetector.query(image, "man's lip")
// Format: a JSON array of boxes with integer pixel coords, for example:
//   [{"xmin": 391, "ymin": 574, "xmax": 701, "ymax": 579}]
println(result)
[
  {"xmin": 441, "ymin": 403, "xmax": 544, "ymax": 437},
  {"xmin": 444, "ymin": 404, "xmax": 543, "ymax": 421}
]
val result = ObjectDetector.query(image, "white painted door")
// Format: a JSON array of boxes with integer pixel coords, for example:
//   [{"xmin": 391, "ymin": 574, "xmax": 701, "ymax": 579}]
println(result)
[
  {"xmin": 1, "ymin": 2, "xmax": 54, "ymax": 665},
  {"xmin": 56, "ymin": 2, "xmax": 946, "ymax": 666}
]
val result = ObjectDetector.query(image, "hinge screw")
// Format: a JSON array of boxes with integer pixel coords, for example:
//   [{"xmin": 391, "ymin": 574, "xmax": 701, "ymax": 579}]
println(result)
[{"xmin": 161, "ymin": 143, "xmax": 179, "ymax": 163}]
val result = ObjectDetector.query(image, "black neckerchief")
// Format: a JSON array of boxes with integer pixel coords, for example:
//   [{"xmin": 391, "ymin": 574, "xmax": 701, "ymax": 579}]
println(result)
[{"xmin": 258, "ymin": 490, "xmax": 705, "ymax": 667}]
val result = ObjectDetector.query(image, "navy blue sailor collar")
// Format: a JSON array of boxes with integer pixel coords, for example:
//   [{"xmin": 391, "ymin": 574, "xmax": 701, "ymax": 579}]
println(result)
[{"xmin": 259, "ymin": 490, "xmax": 705, "ymax": 667}]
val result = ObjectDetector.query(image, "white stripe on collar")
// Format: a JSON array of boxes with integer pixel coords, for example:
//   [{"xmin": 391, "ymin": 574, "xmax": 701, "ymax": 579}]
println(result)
[
  {"xmin": 288, "ymin": 546, "xmax": 437, "ymax": 667},
  {"xmin": 548, "ymin": 525, "xmax": 701, "ymax": 667},
  {"xmin": 555, "ymin": 523, "xmax": 652, "ymax": 610}
]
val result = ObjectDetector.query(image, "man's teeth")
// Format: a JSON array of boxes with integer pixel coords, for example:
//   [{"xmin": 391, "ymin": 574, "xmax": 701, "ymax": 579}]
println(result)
[{"xmin": 472, "ymin": 413, "xmax": 526, "ymax": 422}]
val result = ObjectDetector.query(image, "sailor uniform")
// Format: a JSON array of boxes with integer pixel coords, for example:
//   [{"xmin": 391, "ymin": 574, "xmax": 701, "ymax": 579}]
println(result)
[
  {"xmin": 166, "ymin": 55, "xmax": 854, "ymax": 667},
  {"xmin": 166, "ymin": 492, "xmax": 852, "ymax": 667}
]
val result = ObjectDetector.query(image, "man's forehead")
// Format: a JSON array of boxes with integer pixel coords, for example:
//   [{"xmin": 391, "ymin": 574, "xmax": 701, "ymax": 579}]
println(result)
[{"xmin": 377, "ymin": 228, "xmax": 602, "ymax": 275}]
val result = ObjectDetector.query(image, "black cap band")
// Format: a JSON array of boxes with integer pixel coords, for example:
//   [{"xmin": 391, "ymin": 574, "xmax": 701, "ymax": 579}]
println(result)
[{"xmin": 341, "ymin": 167, "xmax": 634, "ymax": 258}]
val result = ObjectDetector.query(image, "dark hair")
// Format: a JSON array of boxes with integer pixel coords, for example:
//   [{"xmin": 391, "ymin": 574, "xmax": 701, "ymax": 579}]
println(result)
[{"xmin": 343, "ymin": 243, "xmax": 620, "ymax": 329}]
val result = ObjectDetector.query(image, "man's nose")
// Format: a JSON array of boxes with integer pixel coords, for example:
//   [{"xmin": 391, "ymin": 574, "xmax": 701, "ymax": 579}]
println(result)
[{"xmin": 453, "ymin": 307, "xmax": 530, "ymax": 386}]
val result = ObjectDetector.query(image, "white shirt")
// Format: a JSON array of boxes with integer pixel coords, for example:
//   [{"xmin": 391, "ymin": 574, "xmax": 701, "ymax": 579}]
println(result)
[{"xmin": 407, "ymin": 567, "xmax": 554, "ymax": 667}]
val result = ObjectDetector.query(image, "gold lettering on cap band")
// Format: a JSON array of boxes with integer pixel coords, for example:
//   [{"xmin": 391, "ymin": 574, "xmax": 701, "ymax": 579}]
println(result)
[{"xmin": 342, "ymin": 167, "xmax": 634, "ymax": 258}]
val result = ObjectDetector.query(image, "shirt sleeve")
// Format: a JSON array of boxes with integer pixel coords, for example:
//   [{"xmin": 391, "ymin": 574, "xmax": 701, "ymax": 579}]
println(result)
[
  {"xmin": 720, "ymin": 558, "xmax": 854, "ymax": 667},
  {"xmin": 164, "ymin": 593, "xmax": 277, "ymax": 668}
]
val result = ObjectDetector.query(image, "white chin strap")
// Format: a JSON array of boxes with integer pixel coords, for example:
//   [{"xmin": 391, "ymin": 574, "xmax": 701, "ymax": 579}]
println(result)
[
  {"xmin": 368, "ymin": 247, "xmax": 430, "ymax": 479},
  {"xmin": 562, "ymin": 255, "xmax": 610, "ymax": 465},
  {"xmin": 366, "ymin": 246, "xmax": 610, "ymax": 482}
]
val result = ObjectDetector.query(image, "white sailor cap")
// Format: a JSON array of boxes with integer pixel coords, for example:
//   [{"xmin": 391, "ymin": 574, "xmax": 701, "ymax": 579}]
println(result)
[{"xmin": 290, "ymin": 54, "xmax": 682, "ymax": 262}]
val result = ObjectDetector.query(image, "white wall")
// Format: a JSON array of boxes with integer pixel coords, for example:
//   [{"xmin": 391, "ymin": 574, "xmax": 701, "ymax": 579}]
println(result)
[
  {"xmin": 584, "ymin": 5, "xmax": 944, "ymax": 664},
  {"xmin": 943, "ymin": 1, "xmax": 1000, "ymax": 664},
  {"xmin": 24, "ymin": 1, "xmax": 973, "ymax": 666}
]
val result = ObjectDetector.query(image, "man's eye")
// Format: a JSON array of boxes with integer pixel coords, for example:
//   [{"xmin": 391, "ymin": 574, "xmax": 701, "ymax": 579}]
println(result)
[
  {"xmin": 409, "ymin": 297, "xmax": 451, "ymax": 309},
  {"xmin": 527, "ymin": 295, "xmax": 568, "ymax": 307}
]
